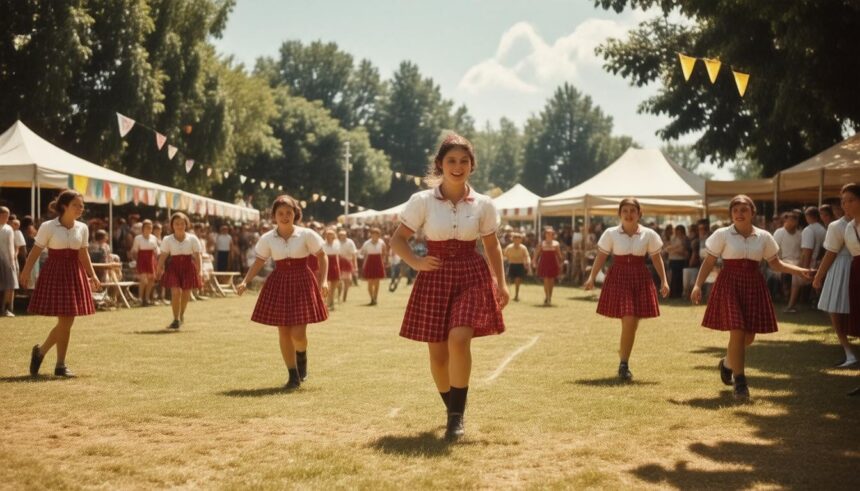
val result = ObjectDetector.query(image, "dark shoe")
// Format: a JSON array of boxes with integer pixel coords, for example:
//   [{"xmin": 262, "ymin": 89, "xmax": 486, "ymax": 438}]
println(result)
[
  {"xmin": 29, "ymin": 345, "xmax": 44, "ymax": 376},
  {"xmin": 618, "ymin": 363, "xmax": 633, "ymax": 381},
  {"xmin": 444, "ymin": 413, "xmax": 465, "ymax": 441},
  {"xmin": 168, "ymin": 320, "xmax": 180, "ymax": 330},
  {"xmin": 719, "ymin": 358, "xmax": 733, "ymax": 386},
  {"xmin": 284, "ymin": 368, "xmax": 301, "ymax": 390},
  {"xmin": 296, "ymin": 353, "xmax": 308, "ymax": 381},
  {"xmin": 848, "ymin": 386, "xmax": 860, "ymax": 397},
  {"xmin": 834, "ymin": 358, "xmax": 858, "ymax": 368},
  {"xmin": 733, "ymin": 375, "xmax": 750, "ymax": 401},
  {"xmin": 54, "ymin": 365, "xmax": 76, "ymax": 378}
]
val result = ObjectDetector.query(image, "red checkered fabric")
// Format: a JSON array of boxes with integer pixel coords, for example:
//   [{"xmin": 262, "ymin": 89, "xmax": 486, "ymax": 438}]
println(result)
[
  {"xmin": 400, "ymin": 240, "xmax": 505, "ymax": 342},
  {"xmin": 362, "ymin": 254, "xmax": 386, "ymax": 279},
  {"xmin": 847, "ymin": 257, "xmax": 860, "ymax": 337},
  {"xmin": 338, "ymin": 256, "xmax": 354, "ymax": 273},
  {"xmin": 597, "ymin": 255, "xmax": 660, "ymax": 318},
  {"xmin": 307, "ymin": 254, "xmax": 319, "ymax": 272},
  {"xmin": 537, "ymin": 250, "xmax": 560, "ymax": 278},
  {"xmin": 28, "ymin": 249, "xmax": 95, "ymax": 317},
  {"xmin": 702, "ymin": 259, "xmax": 778, "ymax": 333},
  {"xmin": 136, "ymin": 249, "xmax": 157, "ymax": 274},
  {"xmin": 161, "ymin": 255, "xmax": 203, "ymax": 290},
  {"xmin": 252, "ymin": 257, "xmax": 328, "ymax": 326},
  {"xmin": 326, "ymin": 255, "xmax": 341, "ymax": 282}
]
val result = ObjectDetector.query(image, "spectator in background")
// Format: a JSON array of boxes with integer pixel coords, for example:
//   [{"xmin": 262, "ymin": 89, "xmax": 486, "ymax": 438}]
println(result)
[
  {"xmin": 0, "ymin": 207, "xmax": 19, "ymax": 316},
  {"xmin": 215, "ymin": 225, "xmax": 232, "ymax": 271},
  {"xmin": 786, "ymin": 206, "xmax": 826, "ymax": 313},
  {"xmin": 820, "ymin": 204, "xmax": 836, "ymax": 227},
  {"xmin": 665, "ymin": 224, "xmax": 690, "ymax": 298},
  {"xmin": 773, "ymin": 210, "xmax": 802, "ymax": 302}
]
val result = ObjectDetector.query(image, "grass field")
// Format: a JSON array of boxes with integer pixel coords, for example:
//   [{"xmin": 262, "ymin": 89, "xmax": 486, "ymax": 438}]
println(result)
[{"xmin": 1, "ymin": 282, "xmax": 858, "ymax": 489}]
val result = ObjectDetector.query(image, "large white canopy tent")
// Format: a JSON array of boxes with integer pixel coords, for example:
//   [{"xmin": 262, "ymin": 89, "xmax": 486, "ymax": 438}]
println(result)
[
  {"xmin": 705, "ymin": 132, "xmax": 860, "ymax": 213},
  {"xmin": 0, "ymin": 121, "xmax": 259, "ymax": 222},
  {"xmin": 345, "ymin": 202, "xmax": 406, "ymax": 225},
  {"xmin": 493, "ymin": 183, "xmax": 541, "ymax": 222}
]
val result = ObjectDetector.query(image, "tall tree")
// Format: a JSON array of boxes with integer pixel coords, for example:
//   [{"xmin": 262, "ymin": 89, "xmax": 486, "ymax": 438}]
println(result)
[
  {"xmin": 661, "ymin": 142, "xmax": 713, "ymax": 180},
  {"xmin": 471, "ymin": 118, "xmax": 524, "ymax": 193},
  {"xmin": 521, "ymin": 83, "xmax": 633, "ymax": 195},
  {"xmin": 594, "ymin": 0, "xmax": 860, "ymax": 177}
]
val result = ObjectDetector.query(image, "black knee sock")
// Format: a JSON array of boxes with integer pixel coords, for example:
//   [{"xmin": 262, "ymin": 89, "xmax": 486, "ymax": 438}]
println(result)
[
  {"xmin": 734, "ymin": 374, "xmax": 747, "ymax": 386},
  {"xmin": 448, "ymin": 386, "xmax": 468, "ymax": 414},
  {"xmin": 440, "ymin": 391, "xmax": 450, "ymax": 410},
  {"xmin": 296, "ymin": 350, "xmax": 307, "ymax": 361}
]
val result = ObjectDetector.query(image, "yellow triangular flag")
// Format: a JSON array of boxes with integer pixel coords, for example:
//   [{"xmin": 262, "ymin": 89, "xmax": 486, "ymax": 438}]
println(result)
[
  {"xmin": 733, "ymin": 70, "xmax": 750, "ymax": 97},
  {"xmin": 73, "ymin": 175, "xmax": 89, "ymax": 194},
  {"xmin": 678, "ymin": 54, "xmax": 697, "ymax": 81},
  {"xmin": 704, "ymin": 58, "xmax": 721, "ymax": 84}
]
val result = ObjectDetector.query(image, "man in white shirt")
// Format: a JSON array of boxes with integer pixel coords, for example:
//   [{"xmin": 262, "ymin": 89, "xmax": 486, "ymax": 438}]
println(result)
[
  {"xmin": 215, "ymin": 225, "xmax": 233, "ymax": 271},
  {"xmin": 773, "ymin": 210, "xmax": 802, "ymax": 302},
  {"xmin": 786, "ymin": 207, "xmax": 827, "ymax": 312},
  {"xmin": 0, "ymin": 207, "xmax": 18, "ymax": 316}
]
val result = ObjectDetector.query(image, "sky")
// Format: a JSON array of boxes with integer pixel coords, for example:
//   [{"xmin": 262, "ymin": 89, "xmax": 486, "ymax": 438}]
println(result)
[{"xmin": 213, "ymin": 0, "xmax": 731, "ymax": 179}]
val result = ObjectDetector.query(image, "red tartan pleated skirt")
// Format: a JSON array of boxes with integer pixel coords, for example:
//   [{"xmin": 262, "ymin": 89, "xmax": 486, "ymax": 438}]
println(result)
[
  {"xmin": 702, "ymin": 259, "xmax": 778, "ymax": 333},
  {"xmin": 136, "ymin": 249, "xmax": 157, "ymax": 275},
  {"xmin": 252, "ymin": 257, "xmax": 328, "ymax": 327},
  {"xmin": 326, "ymin": 254, "xmax": 341, "ymax": 282},
  {"xmin": 597, "ymin": 255, "xmax": 660, "ymax": 318},
  {"xmin": 537, "ymin": 250, "xmax": 560, "ymax": 278},
  {"xmin": 307, "ymin": 254, "xmax": 319, "ymax": 272},
  {"xmin": 161, "ymin": 254, "xmax": 203, "ymax": 290},
  {"xmin": 400, "ymin": 240, "xmax": 504, "ymax": 342},
  {"xmin": 28, "ymin": 249, "xmax": 95, "ymax": 317},
  {"xmin": 338, "ymin": 256, "xmax": 354, "ymax": 273},
  {"xmin": 363, "ymin": 254, "xmax": 386, "ymax": 279},
  {"xmin": 847, "ymin": 256, "xmax": 860, "ymax": 337}
]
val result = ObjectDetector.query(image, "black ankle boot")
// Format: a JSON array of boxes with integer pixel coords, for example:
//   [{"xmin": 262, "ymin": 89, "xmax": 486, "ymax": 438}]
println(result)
[
  {"xmin": 445, "ymin": 413, "xmax": 465, "ymax": 441},
  {"xmin": 29, "ymin": 345, "xmax": 44, "ymax": 376},
  {"xmin": 733, "ymin": 374, "xmax": 749, "ymax": 400},
  {"xmin": 285, "ymin": 368, "xmax": 301, "ymax": 390},
  {"xmin": 296, "ymin": 351, "xmax": 308, "ymax": 381},
  {"xmin": 54, "ymin": 365, "xmax": 75, "ymax": 378}
]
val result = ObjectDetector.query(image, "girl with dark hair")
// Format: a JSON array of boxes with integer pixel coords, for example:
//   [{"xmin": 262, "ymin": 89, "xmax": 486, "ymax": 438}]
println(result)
[
  {"xmin": 321, "ymin": 227, "xmax": 341, "ymax": 310},
  {"xmin": 534, "ymin": 227, "xmax": 563, "ymax": 305},
  {"xmin": 131, "ymin": 220, "xmax": 160, "ymax": 306},
  {"xmin": 390, "ymin": 133, "xmax": 508, "ymax": 441},
  {"xmin": 237, "ymin": 195, "xmax": 329, "ymax": 390},
  {"xmin": 156, "ymin": 212, "xmax": 203, "ymax": 330},
  {"xmin": 841, "ymin": 184, "xmax": 860, "ymax": 396},
  {"xmin": 359, "ymin": 227, "xmax": 387, "ymax": 305},
  {"xmin": 691, "ymin": 195, "xmax": 814, "ymax": 400},
  {"xmin": 19, "ymin": 189, "xmax": 101, "ymax": 377},
  {"xmin": 584, "ymin": 198, "xmax": 669, "ymax": 380}
]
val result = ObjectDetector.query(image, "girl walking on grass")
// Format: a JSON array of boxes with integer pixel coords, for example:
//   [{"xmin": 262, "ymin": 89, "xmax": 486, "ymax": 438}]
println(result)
[
  {"xmin": 337, "ymin": 229, "xmax": 358, "ymax": 303},
  {"xmin": 503, "ymin": 232, "xmax": 531, "ymax": 302},
  {"xmin": 20, "ymin": 189, "xmax": 101, "ymax": 377},
  {"xmin": 836, "ymin": 184, "xmax": 860, "ymax": 396},
  {"xmin": 389, "ymin": 133, "xmax": 508, "ymax": 441},
  {"xmin": 584, "ymin": 198, "xmax": 669, "ymax": 381},
  {"xmin": 321, "ymin": 227, "xmax": 341, "ymax": 310},
  {"xmin": 237, "ymin": 195, "xmax": 329, "ymax": 390},
  {"xmin": 691, "ymin": 195, "xmax": 814, "ymax": 400},
  {"xmin": 156, "ymin": 213, "xmax": 203, "ymax": 330},
  {"xmin": 131, "ymin": 219, "xmax": 159, "ymax": 306},
  {"xmin": 534, "ymin": 227, "xmax": 563, "ymax": 305},
  {"xmin": 359, "ymin": 227, "xmax": 387, "ymax": 305}
]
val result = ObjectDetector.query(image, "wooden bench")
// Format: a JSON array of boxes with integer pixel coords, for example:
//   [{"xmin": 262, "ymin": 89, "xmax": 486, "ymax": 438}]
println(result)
[{"xmin": 209, "ymin": 272, "xmax": 241, "ymax": 297}]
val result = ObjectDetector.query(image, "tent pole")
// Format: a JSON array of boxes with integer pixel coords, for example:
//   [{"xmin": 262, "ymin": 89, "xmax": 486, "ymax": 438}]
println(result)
[
  {"xmin": 582, "ymin": 196, "xmax": 590, "ymax": 284},
  {"xmin": 109, "ymin": 200, "xmax": 113, "ymax": 251},
  {"xmin": 818, "ymin": 168, "xmax": 825, "ymax": 207},
  {"xmin": 773, "ymin": 172, "xmax": 779, "ymax": 215},
  {"xmin": 31, "ymin": 165, "xmax": 36, "ymax": 218},
  {"xmin": 36, "ymin": 181, "xmax": 41, "ymax": 221}
]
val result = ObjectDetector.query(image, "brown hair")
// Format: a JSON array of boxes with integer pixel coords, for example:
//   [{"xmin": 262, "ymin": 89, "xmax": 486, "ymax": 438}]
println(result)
[
  {"xmin": 271, "ymin": 194, "xmax": 303, "ymax": 223},
  {"xmin": 424, "ymin": 133, "xmax": 476, "ymax": 186},
  {"xmin": 729, "ymin": 194, "xmax": 756, "ymax": 214},
  {"xmin": 142, "ymin": 219, "xmax": 153, "ymax": 229},
  {"xmin": 842, "ymin": 183, "xmax": 860, "ymax": 199},
  {"xmin": 0, "ymin": 206, "xmax": 9, "ymax": 215},
  {"xmin": 48, "ymin": 189, "xmax": 84, "ymax": 217},
  {"xmin": 170, "ymin": 212, "xmax": 191, "ymax": 231},
  {"xmin": 617, "ymin": 197, "xmax": 642, "ymax": 216},
  {"xmin": 370, "ymin": 227, "xmax": 381, "ymax": 235}
]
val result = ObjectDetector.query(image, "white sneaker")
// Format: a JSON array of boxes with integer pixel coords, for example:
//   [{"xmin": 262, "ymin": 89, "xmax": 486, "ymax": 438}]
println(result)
[
  {"xmin": 3, "ymin": 310, "xmax": 14, "ymax": 317},
  {"xmin": 835, "ymin": 359, "xmax": 858, "ymax": 369}
]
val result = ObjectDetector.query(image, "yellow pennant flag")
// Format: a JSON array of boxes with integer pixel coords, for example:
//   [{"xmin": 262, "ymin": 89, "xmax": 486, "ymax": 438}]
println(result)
[
  {"xmin": 678, "ymin": 53, "xmax": 697, "ymax": 81},
  {"xmin": 704, "ymin": 58, "xmax": 722, "ymax": 83},
  {"xmin": 733, "ymin": 70, "xmax": 750, "ymax": 97},
  {"xmin": 73, "ymin": 175, "xmax": 89, "ymax": 194}
]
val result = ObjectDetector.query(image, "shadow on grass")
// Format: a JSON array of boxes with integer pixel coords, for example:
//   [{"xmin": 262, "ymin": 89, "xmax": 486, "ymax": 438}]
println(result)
[
  {"xmin": 128, "ymin": 329, "xmax": 183, "ymax": 335},
  {"xmin": 368, "ymin": 431, "xmax": 452, "ymax": 457},
  {"xmin": 569, "ymin": 377, "xmax": 659, "ymax": 387},
  {"xmin": 634, "ymin": 338, "xmax": 860, "ymax": 489},
  {"xmin": 219, "ymin": 387, "xmax": 295, "ymax": 397},
  {"xmin": 0, "ymin": 375, "xmax": 73, "ymax": 383}
]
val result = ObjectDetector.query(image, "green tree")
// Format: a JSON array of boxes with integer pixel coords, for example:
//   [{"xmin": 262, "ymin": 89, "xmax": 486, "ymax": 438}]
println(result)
[
  {"xmin": 661, "ymin": 142, "xmax": 713, "ymax": 180},
  {"xmin": 594, "ymin": 0, "xmax": 860, "ymax": 177},
  {"xmin": 471, "ymin": 118, "xmax": 524, "ymax": 193},
  {"xmin": 521, "ymin": 83, "xmax": 633, "ymax": 195}
]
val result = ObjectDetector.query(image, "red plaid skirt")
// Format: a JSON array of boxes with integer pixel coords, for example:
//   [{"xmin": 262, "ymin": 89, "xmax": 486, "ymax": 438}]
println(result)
[
  {"xmin": 307, "ymin": 254, "xmax": 319, "ymax": 272},
  {"xmin": 847, "ymin": 256, "xmax": 860, "ymax": 337},
  {"xmin": 400, "ymin": 240, "xmax": 504, "ymax": 342},
  {"xmin": 28, "ymin": 249, "xmax": 95, "ymax": 317},
  {"xmin": 326, "ymin": 254, "xmax": 341, "ymax": 282},
  {"xmin": 702, "ymin": 259, "xmax": 778, "ymax": 333},
  {"xmin": 339, "ymin": 256, "xmax": 354, "ymax": 273},
  {"xmin": 363, "ymin": 254, "xmax": 386, "ymax": 279},
  {"xmin": 161, "ymin": 255, "xmax": 203, "ymax": 290},
  {"xmin": 252, "ymin": 257, "xmax": 328, "ymax": 326},
  {"xmin": 537, "ymin": 250, "xmax": 560, "ymax": 278},
  {"xmin": 597, "ymin": 255, "xmax": 660, "ymax": 318},
  {"xmin": 136, "ymin": 249, "xmax": 157, "ymax": 275}
]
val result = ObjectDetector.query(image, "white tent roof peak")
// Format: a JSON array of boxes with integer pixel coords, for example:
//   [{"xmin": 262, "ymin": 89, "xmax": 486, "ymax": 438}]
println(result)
[{"xmin": 542, "ymin": 147, "xmax": 705, "ymax": 202}]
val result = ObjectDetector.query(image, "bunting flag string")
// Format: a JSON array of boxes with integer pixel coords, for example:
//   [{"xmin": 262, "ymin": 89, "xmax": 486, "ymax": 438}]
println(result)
[
  {"xmin": 167, "ymin": 145, "xmax": 178, "ymax": 160},
  {"xmin": 116, "ymin": 113, "xmax": 136, "ymax": 137},
  {"xmin": 676, "ymin": 53, "xmax": 750, "ymax": 97},
  {"xmin": 155, "ymin": 132, "xmax": 167, "ymax": 150},
  {"xmin": 185, "ymin": 159, "xmax": 195, "ymax": 173}
]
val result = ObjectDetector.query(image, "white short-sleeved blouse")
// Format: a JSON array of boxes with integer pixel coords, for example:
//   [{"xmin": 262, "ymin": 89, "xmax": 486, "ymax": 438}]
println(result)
[
  {"xmin": 132, "ymin": 234, "xmax": 160, "ymax": 253},
  {"xmin": 399, "ymin": 186, "xmax": 499, "ymax": 241},
  {"xmin": 705, "ymin": 225, "xmax": 779, "ymax": 261},
  {"xmin": 34, "ymin": 218, "xmax": 89, "ymax": 250},
  {"xmin": 845, "ymin": 219, "xmax": 860, "ymax": 256},
  {"xmin": 597, "ymin": 225, "xmax": 663, "ymax": 256},
  {"xmin": 338, "ymin": 238, "xmax": 357, "ymax": 258},
  {"xmin": 161, "ymin": 234, "xmax": 202, "ymax": 256},
  {"xmin": 321, "ymin": 241, "xmax": 340, "ymax": 256},
  {"xmin": 360, "ymin": 239, "xmax": 385, "ymax": 256},
  {"xmin": 823, "ymin": 217, "xmax": 849, "ymax": 253},
  {"xmin": 255, "ymin": 227, "xmax": 324, "ymax": 261}
]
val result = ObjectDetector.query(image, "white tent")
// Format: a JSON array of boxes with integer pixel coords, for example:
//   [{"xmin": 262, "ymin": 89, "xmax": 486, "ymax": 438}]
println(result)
[
  {"xmin": 493, "ymin": 183, "xmax": 541, "ymax": 221},
  {"xmin": 0, "ymin": 121, "xmax": 258, "ymax": 222},
  {"xmin": 538, "ymin": 148, "xmax": 705, "ymax": 217},
  {"xmin": 344, "ymin": 208, "xmax": 379, "ymax": 225}
]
